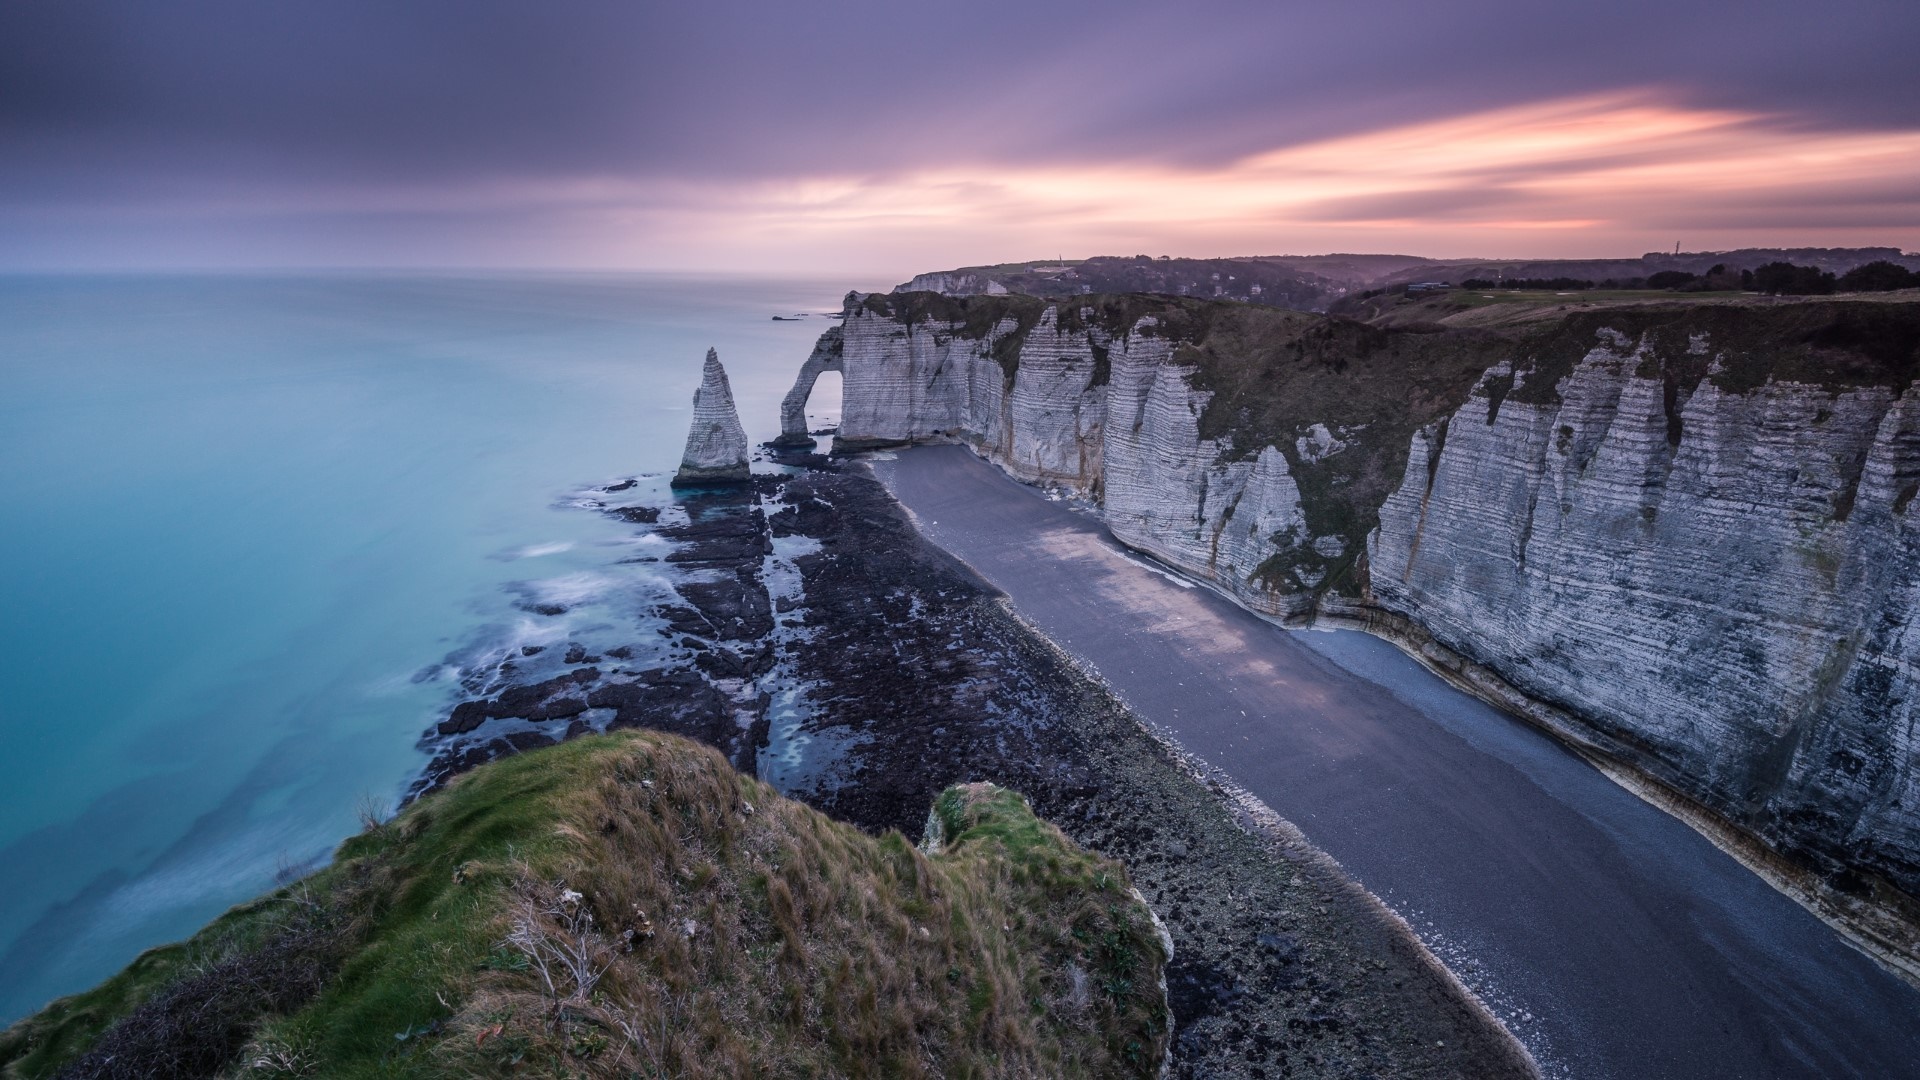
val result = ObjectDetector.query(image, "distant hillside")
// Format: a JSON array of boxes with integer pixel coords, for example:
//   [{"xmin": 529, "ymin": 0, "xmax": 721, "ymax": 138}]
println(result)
[
  {"xmin": 899, "ymin": 249, "xmax": 1919, "ymax": 311},
  {"xmin": 897, "ymin": 254, "xmax": 1437, "ymax": 311},
  {"xmin": 0, "ymin": 733, "xmax": 1168, "ymax": 1080},
  {"xmin": 1368, "ymin": 247, "xmax": 1920, "ymax": 290}
]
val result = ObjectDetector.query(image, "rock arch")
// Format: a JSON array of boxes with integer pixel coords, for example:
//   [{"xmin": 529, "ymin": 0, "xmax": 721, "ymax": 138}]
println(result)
[{"xmin": 775, "ymin": 326, "xmax": 845, "ymax": 446}]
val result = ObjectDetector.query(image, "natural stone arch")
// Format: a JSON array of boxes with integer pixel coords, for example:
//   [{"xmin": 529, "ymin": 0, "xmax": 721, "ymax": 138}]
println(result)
[{"xmin": 775, "ymin": 326, "xmax": 845, "ymax": 446}]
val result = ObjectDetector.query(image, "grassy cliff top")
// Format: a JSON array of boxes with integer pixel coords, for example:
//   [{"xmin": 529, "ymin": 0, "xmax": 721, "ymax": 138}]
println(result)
[{"xmin": 1, "ymin": 733, "xmax": 1167, "ymax": 1080}]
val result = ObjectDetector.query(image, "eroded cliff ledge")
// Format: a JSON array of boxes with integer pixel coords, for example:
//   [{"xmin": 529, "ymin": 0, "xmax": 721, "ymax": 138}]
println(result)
[{"xmin": 781, "ymin": 288, "xmax": 1920, "ymax": 976}]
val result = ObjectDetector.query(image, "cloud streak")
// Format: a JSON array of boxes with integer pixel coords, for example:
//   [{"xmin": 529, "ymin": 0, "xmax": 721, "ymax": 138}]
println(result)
[
  {"xmin": 2, "ymin": 3, "xmax": 1916, "ymax": 270},
  {"xmin": 545, "ymin": 94, "xmax": 1920, "ymax": 271}
]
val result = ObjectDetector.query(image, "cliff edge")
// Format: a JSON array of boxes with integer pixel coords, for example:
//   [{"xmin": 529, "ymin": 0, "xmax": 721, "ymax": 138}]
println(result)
[{"xmin": 0, "ymin": 732, "xmax": 1168, "ymax": 1079}]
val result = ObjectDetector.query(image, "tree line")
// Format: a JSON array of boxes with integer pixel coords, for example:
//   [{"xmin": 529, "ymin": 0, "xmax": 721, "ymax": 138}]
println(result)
[{"xmin": 1448, "ymin": 260, "xmax": 1919, "ymax": 296}]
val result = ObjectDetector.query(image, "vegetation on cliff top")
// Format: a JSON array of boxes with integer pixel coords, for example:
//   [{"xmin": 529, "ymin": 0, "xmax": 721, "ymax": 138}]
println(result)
[
  {"xmin": 1187, "ymin": 295, "xmax": 1920, "ymax": 594},
  {"xmin": 1500, "ymin": 299, "xmax": 1920, "ymax": 404},
  {"xmin": 0, "ymin": 732, "xmax": 1167, "ymax": 1080},
  {"xmin": 855, "ymin": 289, "xmax": 1920, "ymax": 601}
]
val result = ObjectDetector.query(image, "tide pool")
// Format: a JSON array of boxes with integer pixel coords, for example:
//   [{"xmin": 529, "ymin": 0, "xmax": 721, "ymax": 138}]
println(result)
[{"xmin": 0, "ymin": 272, "xmax": 849, "ymax": 1020}]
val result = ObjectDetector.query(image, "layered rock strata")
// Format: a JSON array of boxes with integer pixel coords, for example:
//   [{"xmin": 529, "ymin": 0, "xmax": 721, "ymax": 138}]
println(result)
[
  {"xmin": 672, "ymin": 347, "xmax": 750, "ymax": 486},
  {"xmin": 781, "ymin": 291, "xmax": 1920, "ymax": 969},
  {"xmin": 1368, "ymin": 339, "xmax": 1920, "ymax": 965}
]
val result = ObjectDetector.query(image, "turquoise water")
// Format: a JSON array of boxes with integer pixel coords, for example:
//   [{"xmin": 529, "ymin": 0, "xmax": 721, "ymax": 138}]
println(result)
[{"xmin": 0, "ymin": 273, "xmax": 849, "ymax": 1020}]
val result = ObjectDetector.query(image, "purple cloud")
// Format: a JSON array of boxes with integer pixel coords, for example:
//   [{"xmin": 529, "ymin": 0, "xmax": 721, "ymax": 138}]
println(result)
[{"xmin": 2, "ymin": 1, "xmax": 1916, "ymax": 268}]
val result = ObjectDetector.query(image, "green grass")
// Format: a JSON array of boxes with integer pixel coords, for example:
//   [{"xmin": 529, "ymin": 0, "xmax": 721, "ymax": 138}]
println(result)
[
  {"xmin": 1, "ymin": 733, "xmax": 1167, "ymax": 1079},
  {"xmin": 1439, "ymin": 288, "xmax": 1748, "ymax": 309},
  {"xmin": 1, "ymin": 736, "xmax": 611, "ymax": 1079}
]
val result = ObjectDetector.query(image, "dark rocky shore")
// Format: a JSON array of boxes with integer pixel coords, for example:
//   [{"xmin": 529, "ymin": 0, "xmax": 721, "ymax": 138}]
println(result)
[{"xmin": 407, "ymin": 452, "xmax": 1535, "ymax": 1080}]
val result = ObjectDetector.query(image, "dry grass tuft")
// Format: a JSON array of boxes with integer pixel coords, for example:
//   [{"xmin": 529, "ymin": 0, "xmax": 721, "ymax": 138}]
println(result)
[{"xmin": 441, "ymin": 734, "xmax": 1168, "ymax": 1078}]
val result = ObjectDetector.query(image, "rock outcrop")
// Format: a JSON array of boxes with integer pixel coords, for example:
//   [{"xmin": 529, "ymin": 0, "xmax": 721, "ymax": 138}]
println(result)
[
  {"xmin": 782, "ymin": 290, "xmax": 1920, "ymax": 971},
  {"xmin": 673, "ymin": 348, "xmax": 750, "ymax": 486}
]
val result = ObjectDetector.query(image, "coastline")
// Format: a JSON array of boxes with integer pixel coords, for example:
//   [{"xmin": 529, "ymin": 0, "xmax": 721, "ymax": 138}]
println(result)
[
  {"xmin": 393, "ymin": 452, "xmax": 1540, "ymax": 1078},
  {"xmin": 25, "ymin": 430, "xmax": 1911, "ymax": 1074},
  {"xmin": 915, "ymin": 422, "xmax": 1920, "ymax": 990},
  {"xmin": 764, "ymin": 461, "xmax": 1540, "ymax": 1078},
  {"xmin": 1001, "ymin": 597, "xmax": 1541, "ymax": 1075},
  {"xmin": 1316, "ymin": 602, "xmax": 1920, "ymax": 990},
  {"xmin": 870, "ymin": 440, "xmax": 1920, "ymax": 1078}
]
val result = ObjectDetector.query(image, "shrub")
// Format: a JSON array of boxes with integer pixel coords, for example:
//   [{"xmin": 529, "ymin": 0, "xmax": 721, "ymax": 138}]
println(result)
[
  {"xmin": 1838, "ymin": 261, "xmax": 1920, "ymax": 293},
  {"xmin": 1753, "ymin": 261, "xmax": 1837, "ymax": 295},
  {"xmin": 51, "ymin": 891, "xmax": 351, "ymax": 1080}
]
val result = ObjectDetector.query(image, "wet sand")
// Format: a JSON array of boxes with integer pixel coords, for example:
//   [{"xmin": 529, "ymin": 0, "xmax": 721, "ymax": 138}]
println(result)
[{"xmin": 873, "ymin": 443, "xmax": 1920, "ymax": 1080}]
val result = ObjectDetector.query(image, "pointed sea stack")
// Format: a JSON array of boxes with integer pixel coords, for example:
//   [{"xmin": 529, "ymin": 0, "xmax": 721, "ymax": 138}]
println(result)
[{"xmin": 671, "ymin": 348, "xmax": 751, "ymax": 487}]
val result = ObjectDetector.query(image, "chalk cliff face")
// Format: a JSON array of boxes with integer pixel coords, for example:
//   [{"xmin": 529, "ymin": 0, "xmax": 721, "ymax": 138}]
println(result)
[
  {"xmin": 897, "ymin": 269, "xmax": 1012, "ymax": 295},
  {"xmin": 790, "ymin": 293, "xmax": 1487, "ymax": 620},
  {"xmin": 784, "ymin": 292, "xmax": 1920, "ymax": 954},
  {"xmin": 1369, "ymin": 334, "xmax": 1920, "ymax": 908},
  {"xmin": 1097, "ymin": 327, "xmax": 1316, "ymax": 620},
  {"xmin": 674, "ymin": 348, "xmax": 750, "ymax": 486}
]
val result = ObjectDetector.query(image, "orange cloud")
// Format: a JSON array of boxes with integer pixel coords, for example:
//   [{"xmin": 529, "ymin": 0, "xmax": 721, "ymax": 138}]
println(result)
[
  {"xmin": 121, "ymin": 92, "xmax": 1901, "ymax": 273},
  {"xmin": 610, "ymin": 92, "xmax": 1920, "ymax": 273}
]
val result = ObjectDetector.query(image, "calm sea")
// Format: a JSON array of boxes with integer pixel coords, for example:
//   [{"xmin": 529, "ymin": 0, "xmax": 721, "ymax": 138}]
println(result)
[{"xmin": 0, "ymin": 272, "xmax": 851, "ymax": 1021}]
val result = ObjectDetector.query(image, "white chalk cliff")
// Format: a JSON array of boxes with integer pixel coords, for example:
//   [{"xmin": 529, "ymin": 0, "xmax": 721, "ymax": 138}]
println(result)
[
  {"xmin": 673, "ymin": 348, "xmax": 750, "ymax": 486},
  {"xmin": 782, "ymin": 291, "xmax": 1920, "ymax": 971}
]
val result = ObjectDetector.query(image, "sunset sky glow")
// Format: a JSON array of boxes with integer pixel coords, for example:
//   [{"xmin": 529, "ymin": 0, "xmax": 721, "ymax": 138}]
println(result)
[{"xmin": 4, "ymin": 2, "xmax": 1917, "ymax": 277}]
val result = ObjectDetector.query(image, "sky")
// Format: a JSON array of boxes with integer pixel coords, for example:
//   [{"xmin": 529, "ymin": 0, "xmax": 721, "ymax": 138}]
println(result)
[{"xmin": 3, "ymin": 0, "xmax": 1918, "ymax": 277}]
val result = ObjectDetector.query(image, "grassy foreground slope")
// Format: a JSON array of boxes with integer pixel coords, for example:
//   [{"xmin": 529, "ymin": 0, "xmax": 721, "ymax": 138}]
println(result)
[{"xmin": 1, "ymin": 732, "xmax": 1168, "ymax": 1079}]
